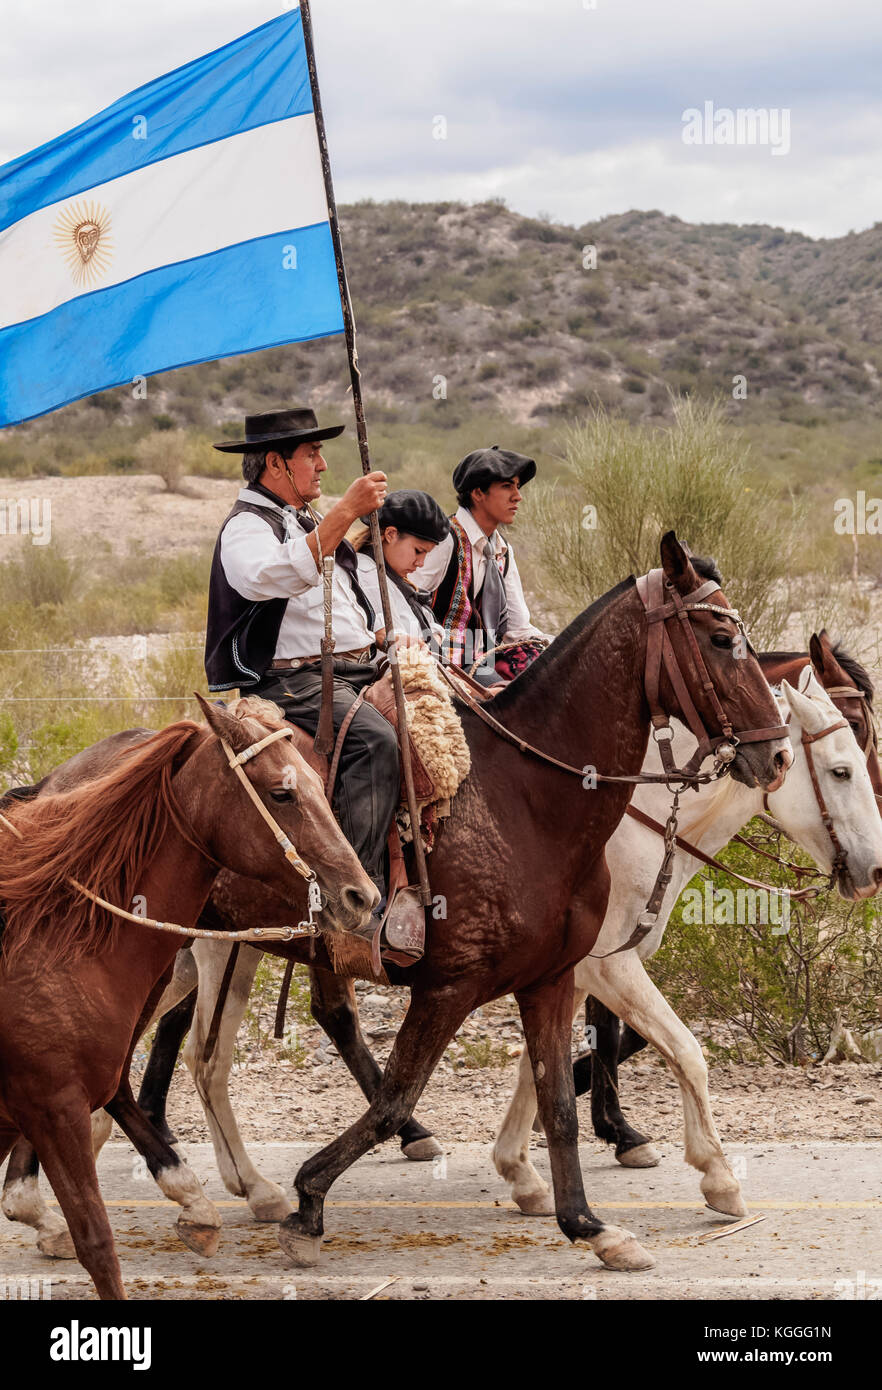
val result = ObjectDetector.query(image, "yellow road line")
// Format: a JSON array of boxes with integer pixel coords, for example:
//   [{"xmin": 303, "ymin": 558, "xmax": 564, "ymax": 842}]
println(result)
[{"xmin": 47, "ymin": 1198, "xmax": 882, "ymax": 1211}]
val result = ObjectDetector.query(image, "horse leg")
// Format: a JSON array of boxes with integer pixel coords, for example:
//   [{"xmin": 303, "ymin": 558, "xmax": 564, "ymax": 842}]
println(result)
[
  {"xmin": 137, "ymin": 989, "xmax": 196, "ymax": 1145},
  {"xmin": 105, "ymin": 1083, "xmax": 222, "ymax": 1257},
  {"xmin": 493, "ymin": 981, "xmax": 590, "ymax": 1216},
  {"xmin": 514, "ymin": 973, "xmax": 655, "ymax": 1270},
  {"xmin": 185, "ymin": 940, "xmax": 292, "ymax": 1222},
  {"xmin": 28, "ymin": 1105, "xmax": 125, "ymax": 1300},
  {"xmin": 588, "ymin": 953, "xmax": 746, "ymax": 1217},
  {"xmin": 308, "ymin": 965, "xmax": 441, "ymax": 1161},
  {"xmin": 619, "ymin": 1022, "xmax": 649, "ymax": 1065},
  {"xmin": 2, "ymin": 1136, "xmax": 77, "ymax": 1258},
  {"xmin": 279, "ymin": 983, "xmax": 479, "ymax": 1268},
  {"xmin": 587, "ymin": 997, "xmax": 660, "ymax": 1168}
]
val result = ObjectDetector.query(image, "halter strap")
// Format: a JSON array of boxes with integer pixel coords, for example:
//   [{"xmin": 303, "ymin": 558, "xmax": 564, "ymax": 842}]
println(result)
[
  {"xmin": 220, "ymin": 728, "xmax": 314, "ymax": 880},
  {"xmin": 637, "ymin": 569, "xmax": 789, "ymax": 780}
]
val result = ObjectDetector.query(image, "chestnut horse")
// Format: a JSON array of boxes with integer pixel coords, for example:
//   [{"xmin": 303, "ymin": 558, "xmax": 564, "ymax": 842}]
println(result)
[
  {"xmin": 567, "ymin": 632, "xmax": 882, "ymax": 1166},
  {"xmin": 0, "ymin": 697, "xmax": 376, "ymax": 1299}
]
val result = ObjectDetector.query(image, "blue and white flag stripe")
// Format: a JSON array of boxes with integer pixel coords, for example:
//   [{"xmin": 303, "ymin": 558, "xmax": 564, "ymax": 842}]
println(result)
[{"xmin": 0, "ymin": 10, "xmax": 344, "ymax": 428}]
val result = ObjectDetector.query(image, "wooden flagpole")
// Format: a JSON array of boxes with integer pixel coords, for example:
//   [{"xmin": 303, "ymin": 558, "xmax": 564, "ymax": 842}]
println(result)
[{"xmin": 299, "ymin": 0, "xmax": 431, "ymax": 906}]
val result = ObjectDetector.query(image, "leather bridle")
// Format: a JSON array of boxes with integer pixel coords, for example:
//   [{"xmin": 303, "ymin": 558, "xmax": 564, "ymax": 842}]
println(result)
[
  {"xmin": 637, "ymin": 569, "xmax": 790, "ymax": 783},
  {"xmin": 790, "ymin": 713, "xmax": 851, "ymax": 887},
  {"xmin": 0, "ymin": 724, "xmax": 324, "ymax": 945}
]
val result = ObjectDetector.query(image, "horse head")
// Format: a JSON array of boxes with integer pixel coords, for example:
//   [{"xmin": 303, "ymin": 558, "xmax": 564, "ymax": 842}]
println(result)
[
  {"xmin": 191, "ymin": 695, "xmax": 378, "ymax": 935},
  {"xmin": 655, "ymin": 531, "xmax": 792, "ymax": 792}
]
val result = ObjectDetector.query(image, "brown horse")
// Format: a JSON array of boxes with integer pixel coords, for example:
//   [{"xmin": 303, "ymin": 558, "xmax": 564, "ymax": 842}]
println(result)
[
  {"xmin": 273, "ymin": 532, "xmax": 791, "ymax": 1272},
  {"xmin": 0, "ymin": 697, "xmax": 375, "ymax": 1299}
]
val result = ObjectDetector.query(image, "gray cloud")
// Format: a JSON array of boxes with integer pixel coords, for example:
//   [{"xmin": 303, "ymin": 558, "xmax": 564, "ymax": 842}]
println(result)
[{"xmin": 1, "ymin": 0, "xmax": 880, "ymax": 237}]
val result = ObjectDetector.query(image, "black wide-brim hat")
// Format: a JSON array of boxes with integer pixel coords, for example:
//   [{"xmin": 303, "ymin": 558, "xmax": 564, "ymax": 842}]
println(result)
[
  {"xmin": 452, "ymin": 444, "xmax": 536, "ymax": 498},
  {"xmin": 213, "ymin": 408, "xmax": 344, "ymax": 454},
  {"xmin": 360, "ymin": 489, "xmax": 451, "ymax": 545}
]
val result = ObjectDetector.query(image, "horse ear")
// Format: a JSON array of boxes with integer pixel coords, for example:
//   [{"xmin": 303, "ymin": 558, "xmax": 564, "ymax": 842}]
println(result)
[
  {"xmin": 809, "ymin": 630, "xmax": 837, "ymax": 680},
  {"xmin": 781, "ymin": 678, "xmax": 825, "ymax": 735},
  {"xmin": 660, "ymin": 531, "xmax": 696, "ymax": 594},
  {"xmin": 194, "ymin": 693, "xmax": 252, "ymax": 753}
]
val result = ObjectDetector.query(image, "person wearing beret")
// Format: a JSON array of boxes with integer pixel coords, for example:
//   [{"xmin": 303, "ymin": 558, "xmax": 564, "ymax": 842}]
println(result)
[
  {"xmin": 352, "ymin": 490, "xmax": 449, "ymax": 650},
  {"xmin": 416, "ymin": 445, "xmax": 551, "ymax": 686},
  {"xmin": 204, "ymin": 407, "xmax": 421, "ymax": 946}
]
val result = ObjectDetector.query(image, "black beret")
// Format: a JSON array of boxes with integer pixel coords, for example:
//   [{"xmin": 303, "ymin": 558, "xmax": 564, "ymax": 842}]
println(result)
[
  {"xmin": 452, "ymin": 445, "xmax": 537, "ymax": 501},
  {"xmin": 361, "ymin": 489, "xmax": 451, "ymax": 545}
]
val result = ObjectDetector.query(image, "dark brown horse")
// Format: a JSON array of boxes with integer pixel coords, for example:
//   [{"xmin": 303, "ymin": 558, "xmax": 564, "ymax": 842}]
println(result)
[
  {"xmin": 0, "ymin": 698, "xmax": 375, "ymax": 1299},
  {"xmin": 273, "ymin": 533, "xmax": 790, "ymax": 1272},
  {"xmin": 574, "ymin": 631, "xmax": 882, "ymax": 1159}
]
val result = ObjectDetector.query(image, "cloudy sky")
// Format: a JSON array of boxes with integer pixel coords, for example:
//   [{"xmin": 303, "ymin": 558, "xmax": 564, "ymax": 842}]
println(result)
[{"xmin": 2, "ymin": 0, "xmax": 880, "ymax": 239}]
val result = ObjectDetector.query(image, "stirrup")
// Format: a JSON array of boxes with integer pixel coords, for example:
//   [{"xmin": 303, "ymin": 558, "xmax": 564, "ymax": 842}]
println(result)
[{"xmin": 359, "ymin": 885, "xmax": 425, "ymax": 973}]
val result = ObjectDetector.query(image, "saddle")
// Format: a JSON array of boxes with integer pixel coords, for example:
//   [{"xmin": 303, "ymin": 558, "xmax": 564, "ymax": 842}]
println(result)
[{"xmin": 281, "ymin": 646, "xmax": 471, "ymax": 966}]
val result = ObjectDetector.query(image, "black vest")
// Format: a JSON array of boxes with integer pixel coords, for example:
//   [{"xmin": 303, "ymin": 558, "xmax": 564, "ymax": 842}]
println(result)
[
  {"xmin": 204, "ymin": 500, "xmax": 290, "ymax": 691},
  {"xmin": 431, "ymin": 528, "xmax": 511, "ymax": 640},
  {"xmin": 204, "ymin": 498, "xmax": 378, "ymax": 692}
]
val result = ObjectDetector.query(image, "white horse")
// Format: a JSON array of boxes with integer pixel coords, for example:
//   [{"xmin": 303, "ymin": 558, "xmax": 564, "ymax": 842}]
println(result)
[
  {"xmin": 7, "ymin": 673, "xmax": 881, "ymax": 1253},
  {"xmin": 492, "ymin": 671, "xmax": 882, "ymax": 1218}
]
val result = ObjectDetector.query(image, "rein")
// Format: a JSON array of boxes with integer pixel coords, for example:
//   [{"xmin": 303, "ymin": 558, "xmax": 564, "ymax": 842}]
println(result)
[
  {"xmin": 437, "ymin": 569, "xmax": 790, "ymax": 955},
  {"xmin": 626, "ymin": 702, "xmax": 858, "ymax": 905},
  {"xmin": 0, "ymin": 724, "xmax": 325, "ymax": 947}
]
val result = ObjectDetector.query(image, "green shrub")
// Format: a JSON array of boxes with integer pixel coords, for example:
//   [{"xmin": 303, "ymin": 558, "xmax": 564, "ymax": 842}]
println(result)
[{"xmin": 528, "ymin": 394, "xmax": 802, "ymax": 644}]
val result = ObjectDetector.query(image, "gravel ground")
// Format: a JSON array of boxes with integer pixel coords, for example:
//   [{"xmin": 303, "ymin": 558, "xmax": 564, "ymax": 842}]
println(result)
[{"xmin": 135, "ymin": 986, "xmax": 882, "ymax": 1151}]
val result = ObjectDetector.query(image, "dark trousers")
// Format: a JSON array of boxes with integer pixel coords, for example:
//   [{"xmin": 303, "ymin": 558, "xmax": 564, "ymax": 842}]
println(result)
[{"xmin": 254, "ymin": 661, "xmax": 400, "ymax": 895}]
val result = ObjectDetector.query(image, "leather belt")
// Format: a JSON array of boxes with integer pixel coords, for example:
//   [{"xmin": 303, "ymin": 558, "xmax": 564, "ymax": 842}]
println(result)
[{"xmin": 269, "ymin": 645, "xmax": 374, "ymax": 672}]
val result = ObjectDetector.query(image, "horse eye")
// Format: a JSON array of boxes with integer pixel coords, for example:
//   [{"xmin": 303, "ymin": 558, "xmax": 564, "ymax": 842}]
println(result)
[
  {"xmin": 269, "ymin": 788, "xmax": 294, "ymax": 803},
  {"xmin": 832, "ymin": 767, "xmax": 850, "ymax": 781},
  {"xmin": 711, "ymin": 632, "xmax": 733, "ymax": 649}
]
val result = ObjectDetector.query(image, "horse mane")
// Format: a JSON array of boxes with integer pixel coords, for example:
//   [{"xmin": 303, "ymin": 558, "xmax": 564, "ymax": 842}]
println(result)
[
  {"xmin": 690, "ymin": 554, "xmax": 723, "ymax": 585},
  {"xmin": 831, "ymin": 642, "xmax": 875, "ymax": 707},
  {"xmin": 491, "ymin": 576, "xmax": 637, "ymax": 710},
  {"xmin": 759, "ymin": 643, "xmax": 875, "ymax": 709},
  {"xmin": 0, "ymin": 720, "xmax": 206, "ymax": 972}
]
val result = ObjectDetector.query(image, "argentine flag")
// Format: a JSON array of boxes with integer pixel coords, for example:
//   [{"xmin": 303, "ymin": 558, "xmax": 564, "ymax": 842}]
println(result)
[{"xmin": 0, "ymin": 9, "xmax": 344, "ymax": 428}]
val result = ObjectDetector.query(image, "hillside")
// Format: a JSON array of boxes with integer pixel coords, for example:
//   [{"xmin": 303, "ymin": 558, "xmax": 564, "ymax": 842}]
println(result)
[{"xmin": 3, "ymin": 201, "xmax": 882, "ymax": 481}]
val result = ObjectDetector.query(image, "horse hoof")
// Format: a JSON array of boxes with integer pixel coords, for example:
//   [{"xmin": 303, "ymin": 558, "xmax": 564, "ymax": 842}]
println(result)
[
  {"xmin": 616, "ymin": 1143, "xmax": 661, "ymax": 1169},
  {"xmin": 175, "ymin": 1218, "xmax": 221, "ymax": 1258},
  {"xmin": 37, "ymin": 1228, "xmax": 77, "ymax": 1260},
  {"xmin": 401, "ymin": 1136, "xmax": 443, "ymax": 1162},
  {"xmin": 589, "ymin": 1224, "xmax": 656, "ymax": 1272},
  {"xmin": 704, "ymin": 1192, "xmax": 748, "ymax": 1219},
  {"xmin": 278, "ymin": 1221, "xmax": 322, "ymax": 1268},
  {"xmin": 250, "ymin": 1192, "xmax": 294, "ymax": 1223},
  {"xmin": 513, "ymin": 1190, "xmax": 555, "ymax": 1216}
]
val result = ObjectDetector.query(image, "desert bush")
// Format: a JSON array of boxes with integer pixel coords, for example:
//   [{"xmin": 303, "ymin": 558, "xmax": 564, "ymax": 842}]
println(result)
[
  {"xmin": 134, "ymin": 429, "xmax": 211, "ymax": 492},
  {"xmin": 0, "ymin": 543, "xmax": 85, "ymax": 608},
  {"xmin": 528, "ymin": 395, "xmax": 802, "ymax": 644},
  {"xmin": 650, "ymin": 830, "xmax": 882, "ymax": 1064}
]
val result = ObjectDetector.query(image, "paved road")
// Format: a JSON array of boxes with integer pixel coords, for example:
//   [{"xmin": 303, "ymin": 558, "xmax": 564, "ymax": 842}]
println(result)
[{"xmin": 2, "ymin": 1140, "xmax": 879, "ymax": 1300}]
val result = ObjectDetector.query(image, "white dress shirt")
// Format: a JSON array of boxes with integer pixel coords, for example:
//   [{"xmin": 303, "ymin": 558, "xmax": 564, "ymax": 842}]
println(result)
[
  {"xmin": 356, "ymin": 552, "xmax": 444, "ymax": 643},
  {"xmin": 416, "ymin": 504, "xmax": 545, "ymax": 641},
  {"xmin": 220, "ymin": 488, "xmax": 376, "ymax": 660}
]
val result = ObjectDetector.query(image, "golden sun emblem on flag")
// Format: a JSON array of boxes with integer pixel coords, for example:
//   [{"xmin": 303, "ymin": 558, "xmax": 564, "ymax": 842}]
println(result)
[{"xmin": 53, "ymin": 200, "xmax": 114, "ymax": 288}]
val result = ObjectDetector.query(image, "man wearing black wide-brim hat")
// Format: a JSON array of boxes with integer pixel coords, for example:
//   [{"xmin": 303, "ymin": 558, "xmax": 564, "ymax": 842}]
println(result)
[
  {"xmin": 205, "ymin": 407, "xmax": 402, "ymax": 933},
  {"xmin": 418, "ymin": 445, "xmax": 550, "ymax": 684}
]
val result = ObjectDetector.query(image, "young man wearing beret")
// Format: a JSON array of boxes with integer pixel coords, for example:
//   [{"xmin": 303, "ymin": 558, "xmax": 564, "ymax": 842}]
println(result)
[{"xmin": 417, "ymin": 445, "xmax": 550, "ymax": 685}]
